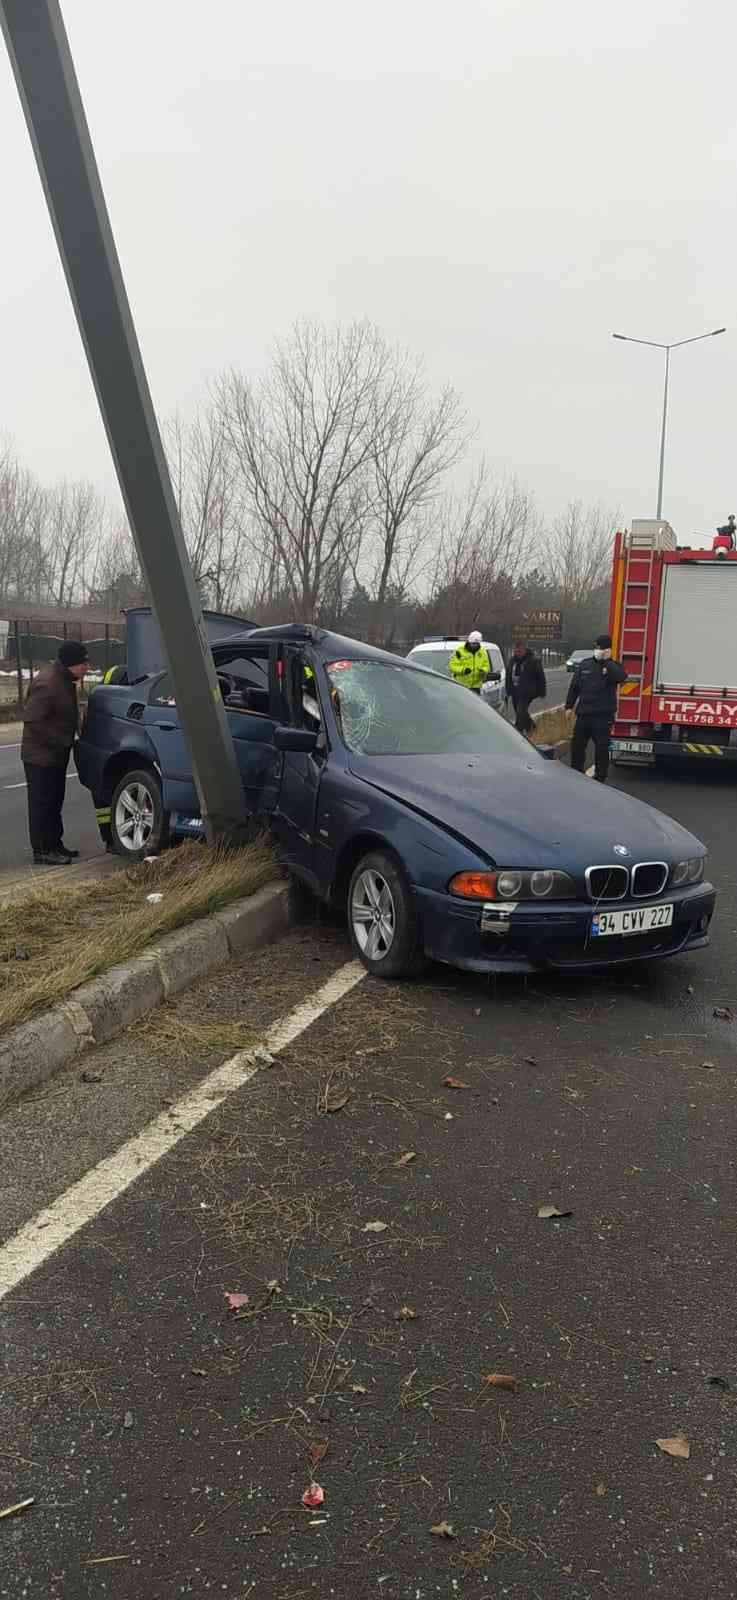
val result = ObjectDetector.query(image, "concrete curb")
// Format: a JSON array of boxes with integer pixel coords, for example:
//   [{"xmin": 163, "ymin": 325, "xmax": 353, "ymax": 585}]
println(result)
[{"xmin": 0, "ymin": 881, "xmax": 289, "ymax": 1114}]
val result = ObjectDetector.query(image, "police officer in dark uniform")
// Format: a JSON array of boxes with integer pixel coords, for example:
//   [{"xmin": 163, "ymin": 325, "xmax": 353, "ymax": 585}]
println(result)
[{"xmin": 565, "ymin": 633, "xmax": 627, "ymax": 784}]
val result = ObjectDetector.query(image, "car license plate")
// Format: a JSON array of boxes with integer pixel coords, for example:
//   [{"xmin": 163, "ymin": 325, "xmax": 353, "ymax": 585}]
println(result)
[
  {"xmin": 615, "ymin": 740, "xmax": 654, "ymax": 754},
  {"xmin": 591, "ymin": 904, "xmax": 673, "ymax": 937}
]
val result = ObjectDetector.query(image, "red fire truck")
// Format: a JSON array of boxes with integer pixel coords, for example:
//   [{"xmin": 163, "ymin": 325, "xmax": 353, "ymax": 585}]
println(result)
[{"xmin": 608, "ymin": 518, "xmax": 737, "ymax": 766}]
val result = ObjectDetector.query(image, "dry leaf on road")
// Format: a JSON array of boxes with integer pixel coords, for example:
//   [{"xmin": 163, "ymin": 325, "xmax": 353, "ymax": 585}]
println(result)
[
  {"xmin": 363, "ymin": 1221, "xmax": 388, "ymax": 1233},
  {"xmin": 323, "ymin": 1088, "xmax": 351, "ymax": 1113},
  {"xmin": 430, "ymin": 1520, "xmax": 455, "ymax": 1539},
  {"xmin": 442, "ymin": 1076, "xmax": 469, "ymax": 1090},
  {"xmin": 308, "ymin": 1441, "xmax": 329, "ymax": 1468},
  {"xmin": 537, "ymin": 1204, "xmax": 573, "ymax": 1219},
  {"xmin": 224, "ymin": 1291, "xmax": 249, "ymax": 1310},
  {"xmin": 483, "ymin": 1372, "xmax": 517, "ymax": 1390},
  {"xmin": 394, "ymin": 1305, "xmax": 418, "ymax": 1321},
  {"xmin": 394, "ymin": 1151, "xmax": 416, "ymax": 1167},
  {"xmin": 656, "ymin": 1434, "xmax": 690, "ymax": 1459}
]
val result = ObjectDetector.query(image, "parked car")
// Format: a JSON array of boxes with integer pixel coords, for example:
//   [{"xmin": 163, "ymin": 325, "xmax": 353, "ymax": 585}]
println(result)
[
  {"xmin": 566, "ymin": 648, "xmax": 592, "ymax": 673},
  {"xmin": 406, "ymin": 638, "xmax": 506, "ymax": 709},
  {"xmin": 75, "ymin": 615, "xmax": 715, "ymax": 979}
]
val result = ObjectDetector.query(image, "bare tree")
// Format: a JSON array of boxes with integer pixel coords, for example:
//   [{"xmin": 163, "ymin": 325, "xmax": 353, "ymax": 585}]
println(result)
[
  {"xmin": 369, "ymin": 361, "xmax": 471, "ymax": 620},
  {"xmin": 217, "ymin": 321, "xmax": 394, "ymax": 621},
  {"xmin": 0, "ymin": 442, "xmax": 48, "ymax": 601},
  {"xmin": 425, "ymin": 463, "xmax": 540, "ymax": 635},
  {"xmin": 165, "ymin": 408, "xmax": 247, "ymax": 611},
  {"xmin": 44, "ymin": 480, "xmax": 104, "ymax": 607},
  {"xmin": 543, "ymin": 500, "xmax": 617, "ymax": 606}
]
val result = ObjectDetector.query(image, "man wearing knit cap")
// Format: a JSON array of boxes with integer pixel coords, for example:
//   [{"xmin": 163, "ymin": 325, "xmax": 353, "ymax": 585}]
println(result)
[{"xmin": 21, "ymin": 639, "xmax": 90, "ymax": 865}]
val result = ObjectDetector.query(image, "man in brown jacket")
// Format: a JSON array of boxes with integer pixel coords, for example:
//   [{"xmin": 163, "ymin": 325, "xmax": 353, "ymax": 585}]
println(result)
[{"xmin": 21, "ymin": 640, "xmax": 89, "ymax": 865}]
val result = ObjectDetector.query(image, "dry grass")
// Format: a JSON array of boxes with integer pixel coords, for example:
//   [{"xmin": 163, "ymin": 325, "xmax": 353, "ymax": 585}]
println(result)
[
  {"xmin": 0, "ymin": 840, "xmax": 278, "ymax": 1035},
  {"xmin": 530, "ymin": 703, "xmax": 569, "ymax": 746}
]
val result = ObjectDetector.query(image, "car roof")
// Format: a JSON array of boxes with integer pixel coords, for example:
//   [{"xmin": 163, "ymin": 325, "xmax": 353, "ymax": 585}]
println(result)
[{"xmin": 408, "ymin": 638, "xmax": 502, "ymax": 652}]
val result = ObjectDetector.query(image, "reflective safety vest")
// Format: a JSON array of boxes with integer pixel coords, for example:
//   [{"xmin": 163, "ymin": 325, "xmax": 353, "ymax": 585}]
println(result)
[{"xmin": 449, "ymin": 643, "xmax": 490, "ymax": 691}]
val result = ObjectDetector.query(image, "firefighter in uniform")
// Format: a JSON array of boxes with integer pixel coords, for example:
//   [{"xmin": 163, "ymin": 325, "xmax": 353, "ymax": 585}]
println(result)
[
  {"xmin": 565, "ymin": 633, "xmax": 627, "ymax": 783},
  {"xmin": 448, "ymin": 631, "xmax": 491, "ymax": 694}
]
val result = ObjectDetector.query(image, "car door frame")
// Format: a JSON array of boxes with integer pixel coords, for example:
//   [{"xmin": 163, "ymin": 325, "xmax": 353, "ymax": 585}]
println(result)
[{"xmin": 270, "ymin": 643, "xmax": 333, "ymax": 891}]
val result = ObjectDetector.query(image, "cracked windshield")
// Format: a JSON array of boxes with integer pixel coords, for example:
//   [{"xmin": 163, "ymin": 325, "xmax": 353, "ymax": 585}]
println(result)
[{"xmin": 326, "ymin": 659, "xmax": 525, "ymax": 756}]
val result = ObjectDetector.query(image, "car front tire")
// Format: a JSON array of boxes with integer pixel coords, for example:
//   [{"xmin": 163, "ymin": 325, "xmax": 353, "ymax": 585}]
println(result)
[
  {"xmin": 347, "ymin": 850, "xmax": 425, "ymax": 979},
  {"xmin": 110, "ymin": 767, "xmax": 169, "ymax": 861}
]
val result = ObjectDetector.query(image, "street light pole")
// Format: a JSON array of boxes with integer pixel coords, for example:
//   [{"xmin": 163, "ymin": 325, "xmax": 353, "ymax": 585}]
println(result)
[
  {"xmin": 612, "ymin": 327, "xmax": 726, "ymax": 520},
  {"xmin": 0, "ymin": 0, "xmax": 248, "ymax": 842},
  {"xmin": 656, "ymin": 345, "xmax": 670, "ymax": 521}
]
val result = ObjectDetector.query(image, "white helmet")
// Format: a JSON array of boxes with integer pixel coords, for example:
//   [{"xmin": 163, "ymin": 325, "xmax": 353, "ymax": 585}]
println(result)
[{"xmin": 467, "ymin": 629, "xmax": 483, "ymax": 645}]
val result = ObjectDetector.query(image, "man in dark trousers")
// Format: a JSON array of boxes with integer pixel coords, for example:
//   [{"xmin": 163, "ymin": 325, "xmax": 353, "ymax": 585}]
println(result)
[
  {"xmin": 565, "ymin": 633, "xmax": 627, "ymax": 783},
  {"xmin": 21, "ymin": 640, "xmax": 89, "ymax": 865},
  {"xmin": 504, "ymin": 641, "xmax": 547, "ymax": 734}
]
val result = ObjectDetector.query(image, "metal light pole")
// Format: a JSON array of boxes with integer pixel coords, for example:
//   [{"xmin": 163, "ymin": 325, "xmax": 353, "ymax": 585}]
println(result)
[
  {"xmin": 612, "ymin": 327, "xmax": 726, "ymax": 519},
  {"xmin": 0, "ymin": 0, "xmax": 248, "ymax": 841}
]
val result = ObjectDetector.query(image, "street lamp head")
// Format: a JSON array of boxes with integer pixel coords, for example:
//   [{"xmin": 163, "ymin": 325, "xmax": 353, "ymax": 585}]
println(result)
[
  {"xmin": 712, "ymin": 327, "xmax": 727, "ymax": 335},
  {"xmin": 612, "ymin": 333, "xmax": 627, "ymax": 340}
]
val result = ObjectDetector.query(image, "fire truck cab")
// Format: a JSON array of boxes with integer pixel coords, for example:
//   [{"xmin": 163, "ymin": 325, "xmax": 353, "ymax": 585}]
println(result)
[{"xmin": 609, "ymin": 518, "xmax": 737, "ymax": 767}]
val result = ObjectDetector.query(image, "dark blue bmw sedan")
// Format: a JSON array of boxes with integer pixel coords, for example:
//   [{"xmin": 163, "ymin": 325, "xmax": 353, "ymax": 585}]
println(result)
[{"xmin": 76, "ymin": 619, "xmax": 715, "ymax": 979}]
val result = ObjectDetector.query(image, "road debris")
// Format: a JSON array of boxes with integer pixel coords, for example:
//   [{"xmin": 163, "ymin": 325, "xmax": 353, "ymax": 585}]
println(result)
[
  {"xmin": 394, "ymin": 1306, "xmax": 418, "ymax": 1321},
  {"xmin": 0, "ymin": 1498, "xmax": 34, "ymax": 1521},
  {"xmin": 302, "ymin": 1482, "xmax": 325, "ymax": 1509},
  {"xmin": 700, "ymin": 1061, "xmax": 716, "ymax": 1070},
  {"xmin": 145, "ymin": 892, "xmax": 164, "ymax": 905},
  {"xmin": 318, "ymin": 1081, "xmax": 351, "ymax": 1114},
  {"xmin": 537, "ymin": 1204, "xmax": 573, "ymax": 1219},
  {"xmin": 430, "ymin": 1520, "xmax": 455, "ymax": 1539},
  {"xmin": 224, "ymin": 1291, "xmax": 249, "ymax": 1310},
  {"xmin": 394, "ymin": 1150, "xmax": 416, "ymax": 1167},
  {"xmin": 443, "ymin": 1076, "xmax": 469, "ymax": 1090},
  {"xmin": 595, "ymin": 1482, "xmax": 607, "ymax": 1496},
  {"xmin": 252, "ymin": 1046, "xmax": 275, "ymax": 1068},
  {"xmin": 308, "ymin": 1441, "xmax": 329, "ymax": 1468},
  {"xmin": 483, "ymin": 1372, "xmax": 517, "ymax": 1390},
  {"xmin": 363, "ymin": 1221, "xmax": 388, "ymax": 1233},
  {"xmin": 713, "ymin": 1007, "xmax": 734, "ymax": 1022},
  {"xmin": 123, "ymin": 1411, "xmax": 134, "ymax": 1430},
  {"xmin": 709, "ymin": 1375, "xmax": 730, "ymax": 1391},
  {"xmin": 80, "ymin": 1069, "xmax": 103, "ymax": 1084},
  {"xmin": 656, "ymin": 1434, "xmax": 690, "ymax": 1459}
]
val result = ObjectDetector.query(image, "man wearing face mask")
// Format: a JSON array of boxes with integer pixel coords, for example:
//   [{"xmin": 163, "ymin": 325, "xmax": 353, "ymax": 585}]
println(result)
[
  {"xmin": 449, "ymin": 630, "xmax": 491, "ymax": 694},
  {"xmin": 565, "ymin": 633, "xmax": 627, "ymax": 783}
]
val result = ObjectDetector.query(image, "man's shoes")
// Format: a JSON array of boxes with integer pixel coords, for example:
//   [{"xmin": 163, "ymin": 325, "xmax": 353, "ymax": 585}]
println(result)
[
  {"xmin": 60, "ymin": 847, "xmax": 80, "ymax": 859},
  {"xmin": 32, "ymin": 850, "xmax": 72, "ymax": 867}
]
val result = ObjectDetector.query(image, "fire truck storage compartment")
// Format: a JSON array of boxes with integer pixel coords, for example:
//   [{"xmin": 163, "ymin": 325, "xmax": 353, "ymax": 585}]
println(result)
[{"xmin": 655, "ymin": 563, "xmax": 737, "ymax": 692}]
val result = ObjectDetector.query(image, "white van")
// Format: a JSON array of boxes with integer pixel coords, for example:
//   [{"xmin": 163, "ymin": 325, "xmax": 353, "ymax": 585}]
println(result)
[{"xmin": 406, "ymin": 638, "xmax": 506, "ymax": 710}]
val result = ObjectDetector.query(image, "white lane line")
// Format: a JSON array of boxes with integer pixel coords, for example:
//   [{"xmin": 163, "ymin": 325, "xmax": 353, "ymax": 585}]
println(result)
[
  {"xmin": 0, "ymin": 960, "xmax": 365, "ymax": 1302},
  {"xmin": 2, "ymin": 774, "xmax": 79, "ymax": 791}
]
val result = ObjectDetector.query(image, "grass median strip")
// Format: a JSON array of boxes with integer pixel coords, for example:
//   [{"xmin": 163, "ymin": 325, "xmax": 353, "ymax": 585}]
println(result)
[{"xmin": 0, "ymin": 840, "xmax": 278, "ymax": 1035}]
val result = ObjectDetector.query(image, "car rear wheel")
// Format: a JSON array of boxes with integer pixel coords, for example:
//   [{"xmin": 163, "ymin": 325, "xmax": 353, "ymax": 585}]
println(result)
[
  {"xmin": 110, "ymin": 768, "xmax": 169, "ymax": 861},
  {"xmin": 347, "ymin": 850, "xmax": 425, "ymax": 979}
]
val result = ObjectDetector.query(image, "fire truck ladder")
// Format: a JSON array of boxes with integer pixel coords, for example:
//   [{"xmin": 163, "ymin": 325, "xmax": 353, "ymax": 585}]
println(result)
[{"xmin": 620, "ymin": 536, "xmax": 657, "ymax": 723}]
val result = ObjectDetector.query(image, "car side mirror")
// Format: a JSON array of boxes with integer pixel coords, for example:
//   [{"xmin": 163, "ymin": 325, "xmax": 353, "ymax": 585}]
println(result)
[
  {"xmin": 274, "ymin": 725, "xmax": 318, "ymax": 754},
  {"xmin": 489, "ymin": 670, "xmax": 501, "ymax": 682},
  {"xmin": 537, "ymin": 743, "xmax": 557, "ymax": 761}
]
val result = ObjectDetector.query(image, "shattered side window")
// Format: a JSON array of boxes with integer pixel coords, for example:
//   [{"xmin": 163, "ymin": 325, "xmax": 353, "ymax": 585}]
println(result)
[{"xmin": 325, "ymin": 660, "xmax": 526, "ymax": 758}]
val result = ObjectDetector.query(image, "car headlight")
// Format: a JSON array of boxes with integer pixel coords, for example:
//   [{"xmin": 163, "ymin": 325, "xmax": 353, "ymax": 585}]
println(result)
[
  {"xmin": 449, "ymin": 869, "xmax": 575, "ymax": 901},
  {"xmin": 671, "ymin": 856, "xmax": 705, "ymax": 887}
]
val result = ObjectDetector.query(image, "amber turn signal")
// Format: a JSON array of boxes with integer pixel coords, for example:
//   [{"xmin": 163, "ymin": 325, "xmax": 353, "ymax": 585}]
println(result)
[{"xmin": 449, "ymin": 872, "xmax": 496, "ymax": 900}]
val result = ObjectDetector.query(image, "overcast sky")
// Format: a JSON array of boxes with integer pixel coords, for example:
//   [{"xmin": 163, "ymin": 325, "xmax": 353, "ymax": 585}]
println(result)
[{"xmin": 1, "ymin": 0, "xmax": 734, "ymax": 546}]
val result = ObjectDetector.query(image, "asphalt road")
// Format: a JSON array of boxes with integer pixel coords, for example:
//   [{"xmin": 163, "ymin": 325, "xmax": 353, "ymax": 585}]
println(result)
[{"xmin": 2, "ymin": 757, "xmax": 737, "ymax": 1597}]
